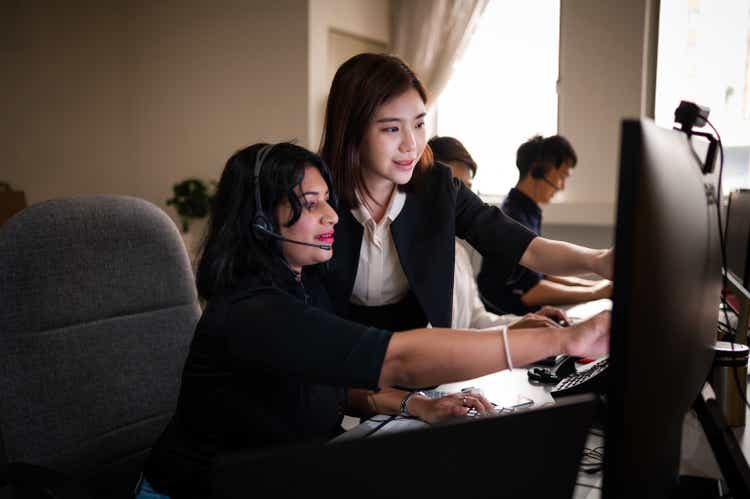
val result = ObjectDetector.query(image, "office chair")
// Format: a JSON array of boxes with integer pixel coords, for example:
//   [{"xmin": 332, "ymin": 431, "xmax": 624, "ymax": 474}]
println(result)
[{"xmin": 0, "ymin": 195, "xmax": 201, "ymax": 498}]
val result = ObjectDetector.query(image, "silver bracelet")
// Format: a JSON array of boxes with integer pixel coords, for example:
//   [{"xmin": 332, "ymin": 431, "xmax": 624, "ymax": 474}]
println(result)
[
  {"xmin": 399, "ymin": 391, "xmax": 425, "ymax": 417},
  {"xmin": 501, "ymin": 325, "xmax": 513, "ymax": 371}
]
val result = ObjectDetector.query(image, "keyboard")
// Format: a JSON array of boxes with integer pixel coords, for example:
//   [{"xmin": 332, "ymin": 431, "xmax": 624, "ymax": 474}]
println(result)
[
  {"xmin": 565, "ymin": 298, "xmax": 612, "ymax": 323},
  {"xmin": 551, "ymin": 358, "xmax": 609, "ymax": 398}
]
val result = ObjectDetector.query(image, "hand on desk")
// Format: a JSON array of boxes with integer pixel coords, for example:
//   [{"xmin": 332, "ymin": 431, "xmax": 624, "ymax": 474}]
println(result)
[
  {"xmin": 409, "ymin": 391, "xmax": 495, "ymax": 423},
  {"xmin": 561, "ymin": 310, "xmax": 610, "ymax": 358},
  {"xmin": 509, "ymin": 306, "xmax": 570, "ymax": 330}
]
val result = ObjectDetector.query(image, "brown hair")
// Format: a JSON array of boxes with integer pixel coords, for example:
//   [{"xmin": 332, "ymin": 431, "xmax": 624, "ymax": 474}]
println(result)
[
  {"xmin": 428, "ymin": 136, "xmax": 478, "ymax": 178},
  {"xmin": 319, "ymin": 53, "xmax": 434, "ymax": 209}
]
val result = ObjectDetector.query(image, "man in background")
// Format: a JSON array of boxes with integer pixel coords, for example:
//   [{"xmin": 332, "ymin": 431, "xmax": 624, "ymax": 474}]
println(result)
[{"xmin": 476, "ymin": 135, "xmax": 612, "ymax": 316}]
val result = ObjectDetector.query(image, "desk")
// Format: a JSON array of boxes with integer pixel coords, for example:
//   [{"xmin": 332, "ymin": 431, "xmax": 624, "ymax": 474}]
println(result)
[
  {"xmin": 336, "ymin": 295, "xmax": 750, "ymax": 497},
  {"xmin": 336, "ymin": 366, "xmax": 750, "ymax": 499}
]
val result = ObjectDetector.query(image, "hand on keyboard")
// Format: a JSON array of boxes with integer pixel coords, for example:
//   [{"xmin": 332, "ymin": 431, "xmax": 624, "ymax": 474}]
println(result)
[
  {"xmin": 562, "ymin": 311, "xmax": 610, "ymax": 359},
  {"xmin": 416, "ymin": 389, "xmax": 495, "ymax": 423},
  {"xmin": 536, "ymin": 306, "xmax": 572, "ymax": 326}
]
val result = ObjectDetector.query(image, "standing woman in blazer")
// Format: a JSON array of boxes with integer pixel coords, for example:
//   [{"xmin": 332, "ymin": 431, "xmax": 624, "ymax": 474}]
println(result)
[
  {"xmin": 319, "ymin": 53, "xmax": 613, "ymax": 418},
  {"xmin": 320, "ymin": 52, "xmax": 612, "ymax": 330}
]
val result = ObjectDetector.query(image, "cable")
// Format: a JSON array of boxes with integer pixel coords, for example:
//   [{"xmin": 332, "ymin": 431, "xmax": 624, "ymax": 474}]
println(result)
[
  {"xmin": 580, "ymin": 447, "xmax": 604, "ymax": 464},
  {"xmin": 723, "ymin": 304, "xmax": 740, "ymax": 317},
  {"xmin": 575, "ymin": 482, "xmax": 602, "ymax": 490},
  {"xmin": 706, "ymin": 118, "xmax": 732, "ymax": 341},
  {"xmin": 718, "ymin": 322, "xmax": 734, "ymax": 339},
  {"xmin": 579, "ymin": 445, "xmax": 604, "ymax": 475},
  {"xmin": 362, "ymin": 415, "xmax": 397, "ymax": 438},
  {"xmin": 367, "ymin": 415, "xmax": 410, "ymax": 423}
]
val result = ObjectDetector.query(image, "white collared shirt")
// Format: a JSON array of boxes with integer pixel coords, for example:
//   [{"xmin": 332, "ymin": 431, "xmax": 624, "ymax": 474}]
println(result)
[
  {"xmin": 453, "ymin": 239, "xmax": 519, "ymax": 329},
  {"xmin": 349, "ymin": 189, "xmax": 410, "ymax": 306}
]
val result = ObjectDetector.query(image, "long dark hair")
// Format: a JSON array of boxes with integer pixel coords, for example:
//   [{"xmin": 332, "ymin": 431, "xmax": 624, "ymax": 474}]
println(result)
[
  {"xmin": 196, "ymin": 142, "xmax": 335, "ymax": 300},
  {"xmin": 319, "ymin": 53, "xmax": 434, "ymax": 209}
]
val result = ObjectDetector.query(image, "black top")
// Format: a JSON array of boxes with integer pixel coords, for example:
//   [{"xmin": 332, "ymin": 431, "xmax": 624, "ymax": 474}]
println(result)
[
  {"xmin": 326, "ymin": 163, "xmax": 537, "ymax": 329},
  {"xmin": 478, "ymin": 188, "xmax": 544, "ymax": 315},
  {"xmin": 348, "ymin": 289, "xmax": 428, "ymax": 331},
  {"xmin": 144, "ymin": 271, "xmax": 392, "ymax": 497},
  {"xmin": 501, "ymin": 188, "xmax": 543, "ymax": 237}
]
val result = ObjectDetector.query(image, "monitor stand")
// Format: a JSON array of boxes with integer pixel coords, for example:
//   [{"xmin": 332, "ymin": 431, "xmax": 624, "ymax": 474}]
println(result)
[
  {"xmin": 687, "ymin": 383, "xmax": 750, "ymax": 498},
  {"xmin": 671, "ymin": 475, "xmax": 723, "ymax": 499}
]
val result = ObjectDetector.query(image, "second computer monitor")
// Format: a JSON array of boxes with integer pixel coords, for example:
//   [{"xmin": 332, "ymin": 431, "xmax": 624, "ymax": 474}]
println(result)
[
  {"xmin": 603, "ymin": 118, "xmax": 722, "ymax": 497},
  {"xmin": 726, "ymin": 189, "xmax": 750, "ymax": 289}
]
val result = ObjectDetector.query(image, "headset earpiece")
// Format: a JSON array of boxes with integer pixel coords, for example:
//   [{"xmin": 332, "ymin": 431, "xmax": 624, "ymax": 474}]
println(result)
[
  {"xmin": 252, "ymin": 144, "xmax": 277, "ymax": 241},
  {"xmin": 531, "ymin": 164, "xmax": 546, "ymax": 179},
  {"xmin": 530, "ymin": 138, "xmax": 547, "ymax": 179},
  {"xmin": 252, "ymin": 212, "xmax": 273, "ymax": 240}
]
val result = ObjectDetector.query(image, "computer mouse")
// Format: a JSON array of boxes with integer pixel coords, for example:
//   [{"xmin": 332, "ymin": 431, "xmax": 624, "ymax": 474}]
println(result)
[{"xmin": 527, "ymin": 367, "xmax": 560, "ymax": 384}]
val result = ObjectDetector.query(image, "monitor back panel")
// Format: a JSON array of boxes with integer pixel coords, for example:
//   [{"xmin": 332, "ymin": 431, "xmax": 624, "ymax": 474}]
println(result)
[
  {"xmin": 213, "ymin": 394, "xmax": 596, "ymax": 498},
  {"xmin": 605, "ymin": 119, "xmax": 722, "ymax": 497}
]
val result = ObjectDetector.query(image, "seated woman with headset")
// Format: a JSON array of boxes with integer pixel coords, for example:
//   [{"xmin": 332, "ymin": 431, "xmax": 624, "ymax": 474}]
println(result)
[{"xmin": 136, "ymin": 142, "xmax": 610, "ymax": 498}]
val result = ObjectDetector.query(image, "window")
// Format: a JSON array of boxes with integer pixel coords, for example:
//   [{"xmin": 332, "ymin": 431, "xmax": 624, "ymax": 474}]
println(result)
[
  {"xmin": 655, "ymin": 0, "xmax": 750, "ymax": 193},
  {"xmin": 436, "ymin": 0, "xmax": 560, "ymax": 199}
]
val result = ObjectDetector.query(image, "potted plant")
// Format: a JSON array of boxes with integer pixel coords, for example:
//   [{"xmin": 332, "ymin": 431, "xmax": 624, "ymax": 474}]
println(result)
[{"xmin": 167, "ymin": 178, "xmax": 215, "ymax": 233}]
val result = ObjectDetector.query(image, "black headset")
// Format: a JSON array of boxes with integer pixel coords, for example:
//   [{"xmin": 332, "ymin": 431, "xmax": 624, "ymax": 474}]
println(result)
[
  {"xmin": 530, "ymin": 142, "xmax": 560, "ymax": 191},
  {"xmin": 530, "ymin": 164, "xmax": 547, "ymax": 180},
  {"xmin": 251, "ymin": 143, "xmax": 333, "ymax": 251}
]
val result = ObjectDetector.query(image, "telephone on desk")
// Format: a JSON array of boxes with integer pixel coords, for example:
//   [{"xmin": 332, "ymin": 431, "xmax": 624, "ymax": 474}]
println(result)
[
  {"xmin": 528, "ymin": 355, "xmax": 609, "ymax": 398},
  {"xmin": 527, "ymin": 299, "xmax": 612, "ymax": 397}
]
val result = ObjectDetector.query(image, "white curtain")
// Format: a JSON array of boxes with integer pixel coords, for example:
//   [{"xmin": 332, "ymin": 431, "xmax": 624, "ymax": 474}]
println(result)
[{"xmin": 390, "ymin": 0, "xmax": 489, "ymax": 108}]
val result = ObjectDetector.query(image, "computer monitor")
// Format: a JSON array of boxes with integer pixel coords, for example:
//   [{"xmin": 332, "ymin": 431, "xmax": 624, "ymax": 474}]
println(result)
[
  {"xmin": 212, "ymin": 394, "xmax": 596, "ymax": 498},
  {"xmin": 726, "ymin": 189, "xmax": 750, "ymax": 289},
  {"xmin": 603, "ymin": 119, "xmax": 722, "ymax": 497}
]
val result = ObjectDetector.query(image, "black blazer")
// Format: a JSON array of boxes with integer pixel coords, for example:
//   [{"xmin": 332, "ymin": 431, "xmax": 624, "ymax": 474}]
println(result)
[{"xmin": 327, "ymin": 163, "xmax": 536, "ymax": 329}]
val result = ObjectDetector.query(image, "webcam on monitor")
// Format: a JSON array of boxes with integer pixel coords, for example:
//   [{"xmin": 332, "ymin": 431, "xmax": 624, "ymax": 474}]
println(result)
[
  {"xmin": 673, "ymin": 100, "xmax": 717, "ymax": 175},
  {"xmin": 674, "ymin": 100, "xmax": 711, "ymax": 132}
]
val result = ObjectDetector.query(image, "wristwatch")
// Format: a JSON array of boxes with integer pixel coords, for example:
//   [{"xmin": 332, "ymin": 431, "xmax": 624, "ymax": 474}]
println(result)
[{"xmin": 399, "ymin": 390, "xmax": 427, "ymax": 417}]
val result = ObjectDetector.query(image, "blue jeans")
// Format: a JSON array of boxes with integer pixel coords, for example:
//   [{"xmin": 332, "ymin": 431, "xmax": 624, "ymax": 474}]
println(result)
[{"xmin": 134, "ymin": 474, "xmax": 171, "ymax": 499}]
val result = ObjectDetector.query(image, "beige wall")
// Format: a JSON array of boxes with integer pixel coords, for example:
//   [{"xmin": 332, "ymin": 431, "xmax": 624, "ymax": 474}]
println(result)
[
  {"xmin": 2, "ymin": 0, "xmax": 309, "ymax": 228},
  {"xmin": 308, "ymin": 0, "xmax": 390, "ymax": 151},
  {"xmin": 3, "ymin": 0, "xmax": 654, "ymax": 232},
  {"xmin": 548, "ymin": 0, "xmax": 651, "ymax": 226}
]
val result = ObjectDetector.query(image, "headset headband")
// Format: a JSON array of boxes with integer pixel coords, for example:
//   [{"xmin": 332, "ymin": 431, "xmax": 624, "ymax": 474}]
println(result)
[{"xmin": 253, "ymin": 144, "xmax": 276, "ymax": 220}]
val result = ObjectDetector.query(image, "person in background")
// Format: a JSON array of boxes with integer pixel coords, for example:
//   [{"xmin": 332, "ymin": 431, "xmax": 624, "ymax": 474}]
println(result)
[
  {"xmin": 477, "ymin": 135, "xmax": 612, "ymax": 316},
  {"xmin": 135, "ymin": 142, "xmax": 610, "ymax": 498},
  {"xmin": 427, "ymin": 135, "xmax": 569, "ymax": 330}
]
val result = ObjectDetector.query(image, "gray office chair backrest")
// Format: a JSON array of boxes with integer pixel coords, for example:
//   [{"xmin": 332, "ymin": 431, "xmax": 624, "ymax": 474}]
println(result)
[{"xmin": 0, "ymin": 195, "xmax": 201, "ymax": 494}]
